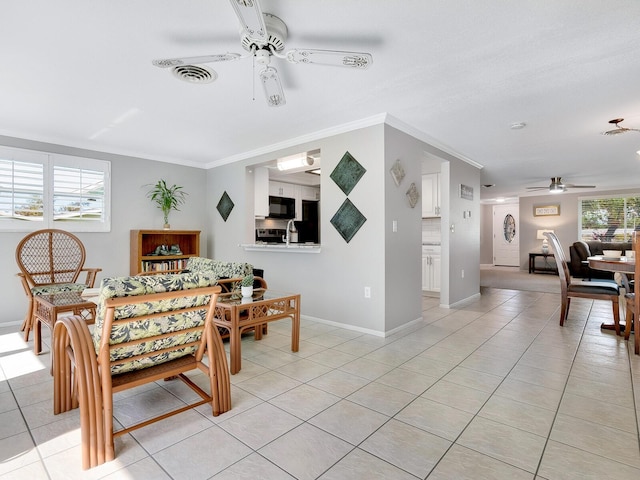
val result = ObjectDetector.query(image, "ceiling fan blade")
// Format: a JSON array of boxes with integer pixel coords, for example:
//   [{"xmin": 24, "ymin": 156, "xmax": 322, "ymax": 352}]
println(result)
[
  {"xmin": 526, "ymin": 187, "xmax": 549, "ymax": 190},
  {"xmin": 228, "ymin": 0, "xmax": 268, "ymax": 46},
  {"xmin": 152, "ymin": 53, "xmax": 242, "ymax": 68},
  {"xmin": 259, "ymin": 66, "xmax": 286, "ymax": 107},
  {"xmin": 284, "ymin": 49, "xmax": 373, "ymax": 69},
  {"xmin": 564, "ymin": 184, "xmax": 596, "ymax": 189}
]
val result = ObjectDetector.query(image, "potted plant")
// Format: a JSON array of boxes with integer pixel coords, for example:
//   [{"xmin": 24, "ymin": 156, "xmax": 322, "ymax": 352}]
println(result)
[
  {"xmin": 145, "ymin": 179, "xmax": 188, "ymax": 229},
  {"xmin": 241, "ymin": 274, "xmax": 254, "ymax": 297}
]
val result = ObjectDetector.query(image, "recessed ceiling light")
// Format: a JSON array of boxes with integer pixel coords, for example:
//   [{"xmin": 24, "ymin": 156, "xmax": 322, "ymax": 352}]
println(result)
[
  {"xmin": 496, "ymin": 197, "xmax": 505, "ymax": 202},
  {"xmin": 510, "ymin": 122, "xmax": 526, "ymax": 130}
]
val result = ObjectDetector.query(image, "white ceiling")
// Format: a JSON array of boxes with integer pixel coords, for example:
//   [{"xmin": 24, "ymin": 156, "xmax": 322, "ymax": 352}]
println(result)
[{"xmin": 2, "ymin": 1, "xmax": 640, "ymax": 201}]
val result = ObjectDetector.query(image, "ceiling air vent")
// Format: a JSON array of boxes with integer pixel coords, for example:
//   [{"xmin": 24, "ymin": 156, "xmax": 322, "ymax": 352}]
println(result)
[{"xmin": 171, "ymin": 65, "xmax": 217, "ymax": 84}]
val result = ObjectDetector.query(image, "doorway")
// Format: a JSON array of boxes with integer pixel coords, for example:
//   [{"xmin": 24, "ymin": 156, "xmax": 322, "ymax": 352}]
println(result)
[{"xmin": 493, "ymin": 203, "xmax": 520, "ymax": 267}]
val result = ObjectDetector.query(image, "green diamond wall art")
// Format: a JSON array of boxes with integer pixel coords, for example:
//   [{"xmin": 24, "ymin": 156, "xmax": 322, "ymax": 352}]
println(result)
[
  {"xmin": 216, "ymin": 191, "xmax": 234, "ymax": 222},
  {"xmin": 330, "ymin": 151, "xmax": 366, "ymax": 195},
  {"xmin": 330, "ymin": 198, "xmax": 367, "ymax": 243}
]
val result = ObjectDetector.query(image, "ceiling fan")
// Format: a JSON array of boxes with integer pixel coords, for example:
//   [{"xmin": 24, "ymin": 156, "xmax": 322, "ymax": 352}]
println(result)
[
  {"xmin": 526, "ymin": 177, "xmax": 595, "ymax": 194},
  {"xmin": 152, "ymin": 0, "xmax": 373, "ymax": 107},
  {"xmin": 602, "ymin": 118, "xmax": 640, "ymax": 135}
]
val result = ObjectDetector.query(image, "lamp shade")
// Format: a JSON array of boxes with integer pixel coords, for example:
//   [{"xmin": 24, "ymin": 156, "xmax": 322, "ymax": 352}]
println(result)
[{"xmin": 537, "ymin": 229, "xmax": 554, "ymax": 240}]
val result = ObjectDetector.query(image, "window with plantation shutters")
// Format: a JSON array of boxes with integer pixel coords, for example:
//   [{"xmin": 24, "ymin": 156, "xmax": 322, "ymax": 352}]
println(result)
[
  {"xmin": 0, "ymin": 145, "xmax": 110, "ymax": 232},
  {"xmin": 579, "ymin": 195, "xmax": 640, "ymax": 242},
  {"xmin": 53, "ymin": 165, "xmax": 105, "ymax": 222},
  {"xmin": 0, "ymin": 158, "xmax": 45, "ymax": 223}
]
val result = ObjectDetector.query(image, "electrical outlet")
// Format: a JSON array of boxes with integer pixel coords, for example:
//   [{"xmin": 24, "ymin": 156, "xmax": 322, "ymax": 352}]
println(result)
[
  {"xmin": 461, "ymin": 269, "xmax": 465, "ymax": 278},
  {"xmin": 392, "ymin": 220, "xmax": 397, "ymax": 232},
  {"xmin": 364, "ymin": 286, "xmax": 371, "ymax": 298}
]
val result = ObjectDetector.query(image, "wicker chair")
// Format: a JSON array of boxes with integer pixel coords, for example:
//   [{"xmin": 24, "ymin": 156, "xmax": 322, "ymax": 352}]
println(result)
[
  {"xmin": 545, "ymin": 232, "xmax": 621, "ymax": 332},
  {"xmin": 52, "ymin": 272, "xmax": 231, "ymax": 470},
  {"xmin": 15, "ymin": 229, "xmax": 101, "ymax": 341}
]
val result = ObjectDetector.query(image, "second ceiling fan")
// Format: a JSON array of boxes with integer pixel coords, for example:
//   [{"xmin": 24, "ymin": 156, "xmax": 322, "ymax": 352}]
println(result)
[
  {"xmin": 152, "ymin": 0, "xmax": 373, "ymax": 106},
  {"xmin": 526, "ymin": 177, "xmax": 595, "ymax": 194}
]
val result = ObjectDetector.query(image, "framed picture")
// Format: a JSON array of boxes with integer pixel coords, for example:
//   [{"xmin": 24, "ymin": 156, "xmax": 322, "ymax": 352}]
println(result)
[
  {"xmin": 534, "ymin": 205, "xmax": 560, "ymax": 216},
  {"xmin": 459, "ymin": 184, "xmax": 473, "ymax": 200}
]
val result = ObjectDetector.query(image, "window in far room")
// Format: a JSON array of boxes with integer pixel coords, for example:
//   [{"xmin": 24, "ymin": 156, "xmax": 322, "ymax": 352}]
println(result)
[
  {"xmin": 0, "ymin": 146, "xmax": 111, "ymax": 232},
  {"xmin": 579, "ymin": 194, "xmax": 640, "ymax": 241}
]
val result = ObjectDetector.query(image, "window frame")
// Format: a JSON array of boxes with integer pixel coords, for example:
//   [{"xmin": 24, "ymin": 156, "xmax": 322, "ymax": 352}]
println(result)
[
  {"xmin": 0, "ymin": 145, "xmax": 111, "ymax": 233},
  {"xmin": 578, "ymin": 193, "xmax": 640, "ymax": 242}
]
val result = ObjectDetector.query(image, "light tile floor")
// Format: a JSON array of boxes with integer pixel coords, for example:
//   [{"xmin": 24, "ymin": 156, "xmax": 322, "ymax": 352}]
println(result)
[{"xmin": 0, "ymin": 287, "xmax": 639, "ymax": 479}]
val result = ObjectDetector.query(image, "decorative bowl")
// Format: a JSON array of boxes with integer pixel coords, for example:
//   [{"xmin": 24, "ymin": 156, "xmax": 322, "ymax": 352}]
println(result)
[{"xmin": 602, "ymin": 250, "xmax": 622, "ymax": 260}]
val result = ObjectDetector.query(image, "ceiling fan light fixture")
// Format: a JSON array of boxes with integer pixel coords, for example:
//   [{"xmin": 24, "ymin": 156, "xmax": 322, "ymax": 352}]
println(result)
[{"xmin": 259, "ymin": 66, "xmax": 285, "ymax": 106}]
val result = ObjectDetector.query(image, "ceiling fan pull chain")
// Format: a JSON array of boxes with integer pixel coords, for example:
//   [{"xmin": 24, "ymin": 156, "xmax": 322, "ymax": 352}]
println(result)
[{"xmin": 252, "ymin": 46, "xmax": 256, "ymax": 101}]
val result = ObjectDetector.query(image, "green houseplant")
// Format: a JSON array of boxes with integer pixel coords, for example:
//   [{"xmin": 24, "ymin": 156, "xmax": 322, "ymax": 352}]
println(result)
[
  {"xmin": 146, "ymin": 180, "xmax": 188, "ymax": 229},
  {"xmin": 241, "ymin": 274, "xmax": 254, "ymax": 297}
]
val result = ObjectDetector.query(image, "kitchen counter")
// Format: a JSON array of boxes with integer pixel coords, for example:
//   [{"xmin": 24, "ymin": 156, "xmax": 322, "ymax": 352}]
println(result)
[{"xmin": 241, "ymin": 243, "xmax": 321, "ymax": 253}]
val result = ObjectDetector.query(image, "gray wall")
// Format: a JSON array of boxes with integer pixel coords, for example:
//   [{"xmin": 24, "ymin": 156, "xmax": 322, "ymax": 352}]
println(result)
[
  {"xmin": 206, "ymin": 124, "xmax": 392, "ymax": 334},
  {"xmin": 0, "ymin": 136, "xmax": 208, "ymax": 325},
  {"xmin": 1, "ymin": 118, "xmax": 481, "ymax": 335},
  {"xmin": 480, "ymin": 203, "xmax": 494, "ymax": 264},
  {"xmin": 206, "ymin": 122, "xmax": 481, "ymax": 334}
]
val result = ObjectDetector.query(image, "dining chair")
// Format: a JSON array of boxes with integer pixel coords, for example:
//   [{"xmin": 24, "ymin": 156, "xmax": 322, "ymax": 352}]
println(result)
[
  {"xmin": 544, "ymin": 232, "xmax": 621, "ymax": 332},
  {"xmin": 15, "ymin": 229, "xmax": 101, "ymax": 342},
  {"xmin": 623, "ymin": 236, "xmax": 639, "ymax": 354}
]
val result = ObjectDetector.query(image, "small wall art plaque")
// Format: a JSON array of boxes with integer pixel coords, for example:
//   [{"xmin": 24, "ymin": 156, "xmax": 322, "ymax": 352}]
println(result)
[
  {"xmin": 330, "ymin": 198, "xmax": 367, "ymax": 243},
  {"xmin": 460, "ymin": 184, "xmax": 473, "ymax": 200},
  {"xmin": 390, "ymin": 159, "xmax": 405, "ymax": 187},
  {"xmin": 330, "ymin": 151, "xmax": 366, "ymax": 196},
  {"xmin": 406, "ymin": 182, "xmax": 419, "ymax": 208},
  {"xmin": 216, "ymin": 191, "xmax": 234, "ymax": 222}
]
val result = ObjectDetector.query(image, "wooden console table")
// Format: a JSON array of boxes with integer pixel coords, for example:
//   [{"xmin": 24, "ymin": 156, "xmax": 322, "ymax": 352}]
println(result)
[
  {"xmin": 213, "ymin": 289, "xmax": 300, "ymax": 374},
  {"xmin": 528, "ymin": 252, "xmax": 558, "ymax": 275}
]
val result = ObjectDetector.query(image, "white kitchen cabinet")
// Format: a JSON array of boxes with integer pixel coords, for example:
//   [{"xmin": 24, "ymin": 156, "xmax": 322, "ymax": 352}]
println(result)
[
  {"xmin": 422, "ymin": 173, "xmax": 441, "ymax": 217},
  {"xmin": 269, "ymin": 181, "xmax": 296, "ymax": 198},
  {"xmin": 422, "ymin": 246, "xmax": 441, "ymax": 292},
  {"xmin": 299, "ymin": 185, "xmax": 320, "ymax": 201}
]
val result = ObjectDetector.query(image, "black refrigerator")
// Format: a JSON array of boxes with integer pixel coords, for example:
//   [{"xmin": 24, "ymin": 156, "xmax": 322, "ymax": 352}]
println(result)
[{"xmin": 296, "ymin": 200, "xmax": 319, "ymax": 243}]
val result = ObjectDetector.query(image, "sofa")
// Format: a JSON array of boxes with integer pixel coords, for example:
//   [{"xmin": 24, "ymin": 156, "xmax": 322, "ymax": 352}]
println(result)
[
  {"xmin": 569, "ymin": 240, "xmax": 632, "ymax": 278},
  {"xmin": 185, "ymin": 257, "xmax": 263, "ymax": 287}
]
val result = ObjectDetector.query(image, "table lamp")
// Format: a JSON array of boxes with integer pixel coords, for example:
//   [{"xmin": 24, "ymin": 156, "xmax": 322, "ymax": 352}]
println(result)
[{"xmin": 537, "ymin": 229, "xmax": 553, "ymax": 253}]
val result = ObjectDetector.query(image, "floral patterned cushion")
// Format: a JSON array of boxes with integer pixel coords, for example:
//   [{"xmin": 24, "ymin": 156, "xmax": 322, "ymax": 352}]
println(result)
[
  {"xmin": 92, "ymin": 272, "xmax": 218, "ymax": 375},
  {"xmin": 32, "ymin": 283, "xmax": 87, "ymax": 296},
  {"xmin": 186, "ymin": 257, "xmax": 253, "ymax": 280}
]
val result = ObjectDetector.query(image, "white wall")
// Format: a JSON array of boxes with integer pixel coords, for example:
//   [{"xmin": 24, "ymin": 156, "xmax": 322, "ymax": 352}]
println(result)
[{"xmin": 0, "ymin": 136, "xmax": 208, "ymax": 325}]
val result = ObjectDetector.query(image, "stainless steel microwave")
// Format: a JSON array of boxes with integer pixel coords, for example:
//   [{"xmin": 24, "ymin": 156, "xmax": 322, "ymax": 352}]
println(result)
[{"xmin": 268, "ymin": 196, "xmax": 295, "ymax": 218}]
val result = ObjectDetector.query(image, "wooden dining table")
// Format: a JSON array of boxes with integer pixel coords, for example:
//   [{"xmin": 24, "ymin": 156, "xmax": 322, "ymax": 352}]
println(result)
[{"xmin": 587, "ymin": 255, "xmax": 635, "ymax": 331}]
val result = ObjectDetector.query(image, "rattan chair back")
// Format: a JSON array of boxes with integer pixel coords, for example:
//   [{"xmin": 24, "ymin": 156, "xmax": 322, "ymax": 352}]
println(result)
[{"xmin": 16, "ymin": 229, "xmax": 86, "ymax": 286}]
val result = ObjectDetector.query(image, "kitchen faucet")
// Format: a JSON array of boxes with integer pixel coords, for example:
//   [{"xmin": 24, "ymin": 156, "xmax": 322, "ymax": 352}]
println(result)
[{"xmin": 283, "ymin": 219, "xmax": 297, "ymax": 245}]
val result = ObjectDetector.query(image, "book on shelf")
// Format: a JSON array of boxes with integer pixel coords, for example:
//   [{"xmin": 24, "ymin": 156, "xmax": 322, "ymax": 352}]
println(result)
[{"xmin": 140, "ymin": 258, "xmax": 189, "ymax": 273}]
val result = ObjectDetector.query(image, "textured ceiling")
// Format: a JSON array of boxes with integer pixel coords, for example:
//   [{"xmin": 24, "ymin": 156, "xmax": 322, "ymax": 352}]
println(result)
[{"xmin": 2, "ymin": 0, "xmax": 640, "ymax": 200}]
